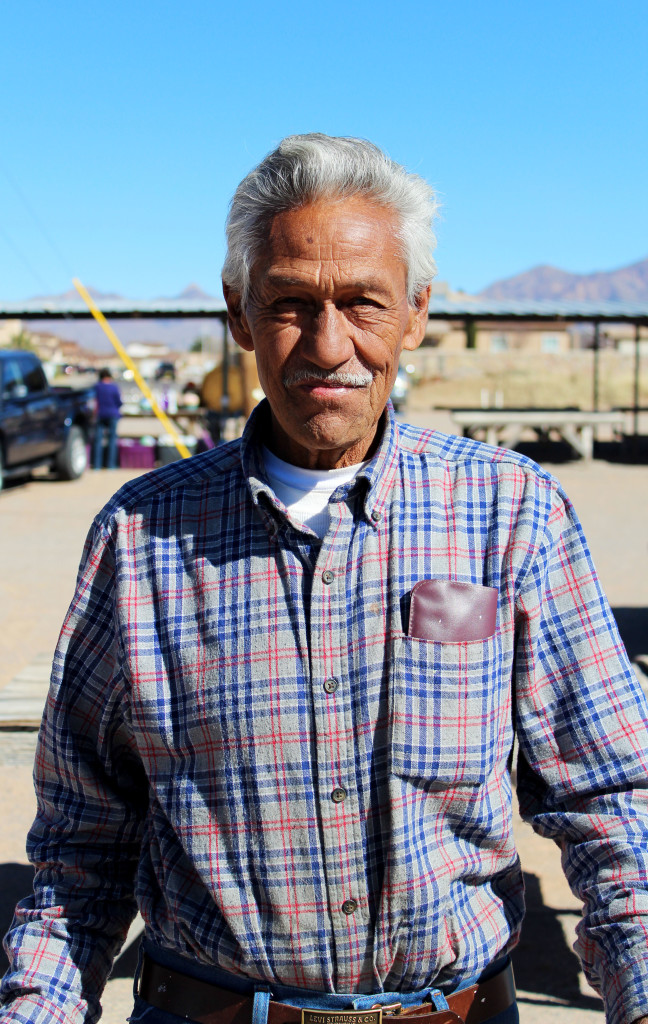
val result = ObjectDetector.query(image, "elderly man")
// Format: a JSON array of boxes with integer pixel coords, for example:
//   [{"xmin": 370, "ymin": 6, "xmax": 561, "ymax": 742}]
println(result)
[{"xmin": 2, "ymin": 134, "xmax": 648, "ymax": 1024}]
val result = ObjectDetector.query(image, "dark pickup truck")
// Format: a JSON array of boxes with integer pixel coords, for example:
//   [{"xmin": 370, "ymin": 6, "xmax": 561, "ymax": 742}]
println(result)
[{"xmin": 0, "ymin": 349, "xmax": 95, "ymax": 490}]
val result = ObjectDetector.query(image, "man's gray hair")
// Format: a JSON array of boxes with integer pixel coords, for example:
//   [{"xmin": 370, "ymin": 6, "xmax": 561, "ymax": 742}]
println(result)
[{"xmin": 222, "ymin": 133, "xmax": 437, "ymax": 308}]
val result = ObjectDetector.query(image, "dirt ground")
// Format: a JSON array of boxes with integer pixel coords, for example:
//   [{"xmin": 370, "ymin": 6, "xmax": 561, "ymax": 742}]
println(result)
[{"xmin": 1, "ymin": 410, "xmax": 646, "ymax": 1023}]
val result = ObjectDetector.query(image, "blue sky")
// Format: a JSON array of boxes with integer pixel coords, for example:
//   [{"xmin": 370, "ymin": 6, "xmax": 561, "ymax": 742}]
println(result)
[{"xmin": 1, "ymin": 0, "xmax": 647, "ymax": 301}]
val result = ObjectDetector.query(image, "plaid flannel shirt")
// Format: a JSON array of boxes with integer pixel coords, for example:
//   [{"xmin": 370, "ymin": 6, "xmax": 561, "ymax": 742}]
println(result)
[{"xmin": 3, "ymin": 402, "xmax": 648, "ymax": 1024}]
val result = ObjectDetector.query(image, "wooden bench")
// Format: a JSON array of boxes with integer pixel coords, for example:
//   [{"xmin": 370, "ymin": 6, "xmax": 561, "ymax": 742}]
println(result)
[{"xmin": 450, "ymin": 409, "xmax": 626, "ymax": 460}]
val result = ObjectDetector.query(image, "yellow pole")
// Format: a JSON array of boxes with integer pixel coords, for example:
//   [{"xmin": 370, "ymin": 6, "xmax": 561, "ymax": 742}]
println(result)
[{"xmin": 73, "ymin": 278, "xmax": 192, "ymax": 459}]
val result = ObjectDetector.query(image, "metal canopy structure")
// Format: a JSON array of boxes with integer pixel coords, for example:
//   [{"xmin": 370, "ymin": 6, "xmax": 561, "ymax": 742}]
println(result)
[
  {"xmin": 1, "ymin": 294, "xmax": 648, "ymax": 324},
  {"xmin": 425, "ymin": 297, "xmax": 648, "ymax": 324},
  {"xmin": 0, "ymin": 295, "xmax": 228, "ymax": 320}
]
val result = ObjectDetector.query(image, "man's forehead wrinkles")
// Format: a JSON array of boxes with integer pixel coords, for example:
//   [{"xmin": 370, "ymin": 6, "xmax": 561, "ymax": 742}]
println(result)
[
  {"xmin": 266, "ymin": 244, "xmax": 388, "ymax": 264},
  {"xmin": 268, "ymin": 224, "xmax": 399, "ymax": 262},
  {"xmin": 261, "ymin": 270, "xmax": 396, "ymax": 299}
]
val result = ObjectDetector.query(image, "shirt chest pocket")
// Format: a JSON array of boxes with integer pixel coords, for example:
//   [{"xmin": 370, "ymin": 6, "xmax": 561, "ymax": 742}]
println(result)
[{"xmin": 389, "ymin": 634, "xmax": 508, "ymax": 786}]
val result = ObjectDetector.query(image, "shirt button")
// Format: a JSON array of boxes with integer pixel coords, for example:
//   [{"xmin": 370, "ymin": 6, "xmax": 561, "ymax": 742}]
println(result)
[
  {"xmin": 331, "ymin": 787, "xmax": 347, "ymax": 803},
  {"xmin": 371, "ymin": 510, "xmax": 382, "ymax": 522},
  {"xmin": 321, "ymin": 569, "xmax": 335, "ymax": 584},
  {"xmin": 324, "ymin": 678, "xmax": 339, "ymax": 693},
  {"xmin": 342, "ymin": 899, "xmax": 357, "ymax": 915}
]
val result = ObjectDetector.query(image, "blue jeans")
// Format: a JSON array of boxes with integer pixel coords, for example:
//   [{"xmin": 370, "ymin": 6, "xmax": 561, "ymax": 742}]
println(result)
[
  {"xmin": 128, "ymin": 944, "xmax": 518, "ymax": 1024},
  {"xmin": 93, "ymin": 417, "xmax": 119, "ymax": 469}
]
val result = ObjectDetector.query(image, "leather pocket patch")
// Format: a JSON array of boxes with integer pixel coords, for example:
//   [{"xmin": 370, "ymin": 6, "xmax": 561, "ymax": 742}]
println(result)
[{"xmin": 408, "ymin": 579, "xmax": 497, "ymax": 643}]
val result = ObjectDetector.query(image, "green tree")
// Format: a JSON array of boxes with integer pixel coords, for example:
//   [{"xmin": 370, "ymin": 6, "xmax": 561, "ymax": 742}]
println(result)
[
  {"xmin": 465, "ymin": 320, "xmax": 477, "ymax": 350},
  {"xmin": 9, "ymin": 329, "xmax": 35, "ymax": 352}
]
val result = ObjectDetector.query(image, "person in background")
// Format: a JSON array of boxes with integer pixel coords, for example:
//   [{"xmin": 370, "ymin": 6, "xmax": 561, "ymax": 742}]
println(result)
[
  {"xmin": 92, "ymin": 367, "xmax": 122, "ymax": 469},
  {"xmin": 180, "ymin": 381, "xmax": 201, "ymax": 408}
]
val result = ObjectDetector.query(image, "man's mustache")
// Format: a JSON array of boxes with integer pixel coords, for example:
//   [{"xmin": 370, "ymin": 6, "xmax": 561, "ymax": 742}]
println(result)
[{"xmin": 283, "ymin": 367, "xmax": 375, "ymax": 388}]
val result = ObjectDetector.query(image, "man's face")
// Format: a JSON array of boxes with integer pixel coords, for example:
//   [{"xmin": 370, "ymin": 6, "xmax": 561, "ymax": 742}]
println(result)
[{"xmin": 224, "ymin": 196, "xmax": 429, "ymax": 469}]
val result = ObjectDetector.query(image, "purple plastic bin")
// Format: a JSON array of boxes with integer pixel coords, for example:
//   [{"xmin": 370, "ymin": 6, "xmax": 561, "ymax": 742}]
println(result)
[{"xmin": 118, "ymin": 439, "xmax": 156, "ymax": 470}]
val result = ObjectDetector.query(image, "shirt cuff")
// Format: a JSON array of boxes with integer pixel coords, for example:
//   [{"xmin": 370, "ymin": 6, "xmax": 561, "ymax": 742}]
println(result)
[{"xmin": 601, "ymin": 953, "xmax": 648, "ymax": 1024}]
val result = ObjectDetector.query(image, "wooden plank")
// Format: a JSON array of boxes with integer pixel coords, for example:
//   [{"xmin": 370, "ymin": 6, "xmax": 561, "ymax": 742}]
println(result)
[
  {"xmin": 451, "ymin": 410, "xmax": 625, "ymax": 428},
  {"xmin": 449, "ymin": 409, "xmax": 626, "ymax": 460},
  {"xmin": 0, "ymin": 656, "xmax": 50, "ymax": 728}
]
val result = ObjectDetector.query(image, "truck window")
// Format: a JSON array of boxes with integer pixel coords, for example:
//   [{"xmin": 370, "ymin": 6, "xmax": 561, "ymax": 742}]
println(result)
[
  {"xmin": 17, "ymin": 354, "xmax": 47, "ymax": 394},
  {"xmin": 2, "ymin": 359, "xmax": 25, "ymax": 399}
]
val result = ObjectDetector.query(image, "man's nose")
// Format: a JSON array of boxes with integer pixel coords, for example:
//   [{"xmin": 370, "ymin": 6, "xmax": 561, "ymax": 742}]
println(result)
[{"xmin": 301, "ymin": 303, "xmax": 355, "ymax": 367}]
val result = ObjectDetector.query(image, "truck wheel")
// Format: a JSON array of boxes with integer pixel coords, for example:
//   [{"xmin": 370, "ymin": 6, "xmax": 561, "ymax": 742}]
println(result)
[{"xmin": 55, "ymin": 425, "xmax": 88, "ymax": 480}]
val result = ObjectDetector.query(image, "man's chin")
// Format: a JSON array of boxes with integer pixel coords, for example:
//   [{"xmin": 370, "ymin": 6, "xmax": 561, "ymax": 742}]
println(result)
[
  {"xmin": 279, "ymin": 412, "xmax": 381, "ymax": 465},
  {"xmin": 302, "ymin": 407, "xmax": 371, "ymax": 439}
]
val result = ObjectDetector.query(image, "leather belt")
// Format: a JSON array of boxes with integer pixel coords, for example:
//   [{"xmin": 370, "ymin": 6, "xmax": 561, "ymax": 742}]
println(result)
[{"xmin": 138, "ymin": 955, "xmax": 516, "ymax": 1024}]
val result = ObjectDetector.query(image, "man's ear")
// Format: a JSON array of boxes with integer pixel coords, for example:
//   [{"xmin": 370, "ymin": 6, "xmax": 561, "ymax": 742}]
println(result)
[
  {"xmin": 402, "ymin": 284, "xmax": 431, "ymax": 352},
  {"xmin": 222, "ymin": 281, "xmax": 254, "ymax": 352}
]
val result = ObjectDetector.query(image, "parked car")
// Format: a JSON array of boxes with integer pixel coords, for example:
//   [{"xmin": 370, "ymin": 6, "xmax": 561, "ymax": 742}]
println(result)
[
  {"xmin": 390, "ymin": 368, "xmax": 410, "ymax": 413},
  {"xmin": 0, "ymin": 350, "xmax": 95, "ymax": 491}
]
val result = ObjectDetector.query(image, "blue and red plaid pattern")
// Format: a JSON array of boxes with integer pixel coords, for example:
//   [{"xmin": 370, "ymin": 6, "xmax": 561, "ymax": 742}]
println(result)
[{"xmin": 2, "ymin": 402, "xmax": 648, "ymax": 1024}]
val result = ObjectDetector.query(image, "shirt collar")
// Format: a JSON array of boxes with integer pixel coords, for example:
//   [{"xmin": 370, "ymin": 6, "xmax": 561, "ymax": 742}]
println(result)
[{"xmin": 240, "ymin": 400, "xmax": 401, "ymax": 535}]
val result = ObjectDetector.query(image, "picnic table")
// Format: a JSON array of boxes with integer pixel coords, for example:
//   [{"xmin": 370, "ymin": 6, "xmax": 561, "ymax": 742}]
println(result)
[{"xmin": 449, "ymin": 408, "xmax": 626, "ymax": 460}]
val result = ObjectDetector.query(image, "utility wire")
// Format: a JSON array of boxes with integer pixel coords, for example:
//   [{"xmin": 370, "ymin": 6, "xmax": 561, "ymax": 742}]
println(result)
[
  {"xmin": 0, "ymin": 224, "xmax": 52, "ymax": 297},
  {"xmin": 0, "ymin": 159, "xmax": 74, "ymax": 288}
]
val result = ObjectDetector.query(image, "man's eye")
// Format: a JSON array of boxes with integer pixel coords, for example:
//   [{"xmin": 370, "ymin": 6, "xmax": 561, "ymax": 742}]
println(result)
[
  {"xmin": 348, "ymin": 297, "xmax": 382, "ymax": 309},
  {"xmin": 274, "ymin": 296, "xmax": 307, "ymax": 308}
]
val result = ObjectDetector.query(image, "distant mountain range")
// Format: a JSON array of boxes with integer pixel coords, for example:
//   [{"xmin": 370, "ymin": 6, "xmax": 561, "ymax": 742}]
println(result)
[
  {"xmin": 479, "ymin": 257, "xmax": 648, "ymax": 302},
  {"xmin": 32, "ymin": 283, "xmax": 215, "ymax": 304}
]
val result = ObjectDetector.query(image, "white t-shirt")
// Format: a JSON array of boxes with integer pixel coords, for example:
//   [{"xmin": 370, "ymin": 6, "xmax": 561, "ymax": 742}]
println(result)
[{"xmin": 262, "ymin": 447, "xmax": 367, "ymax": 539}]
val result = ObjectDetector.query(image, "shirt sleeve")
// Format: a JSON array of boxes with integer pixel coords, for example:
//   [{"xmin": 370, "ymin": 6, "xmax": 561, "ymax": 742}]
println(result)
[
  {"xmin": 0, "ymin": 518, "xmax": 147, "ymax": 1024},
  {"xmin": 514, "ymin": 481, "xmax": 648, "ymax": 1024}
]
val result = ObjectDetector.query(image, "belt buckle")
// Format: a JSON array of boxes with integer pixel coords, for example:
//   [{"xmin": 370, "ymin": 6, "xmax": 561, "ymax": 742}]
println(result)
[{"xmin": 302, "ymin": 1010, "xmax": 382, "ymax": 1024}]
